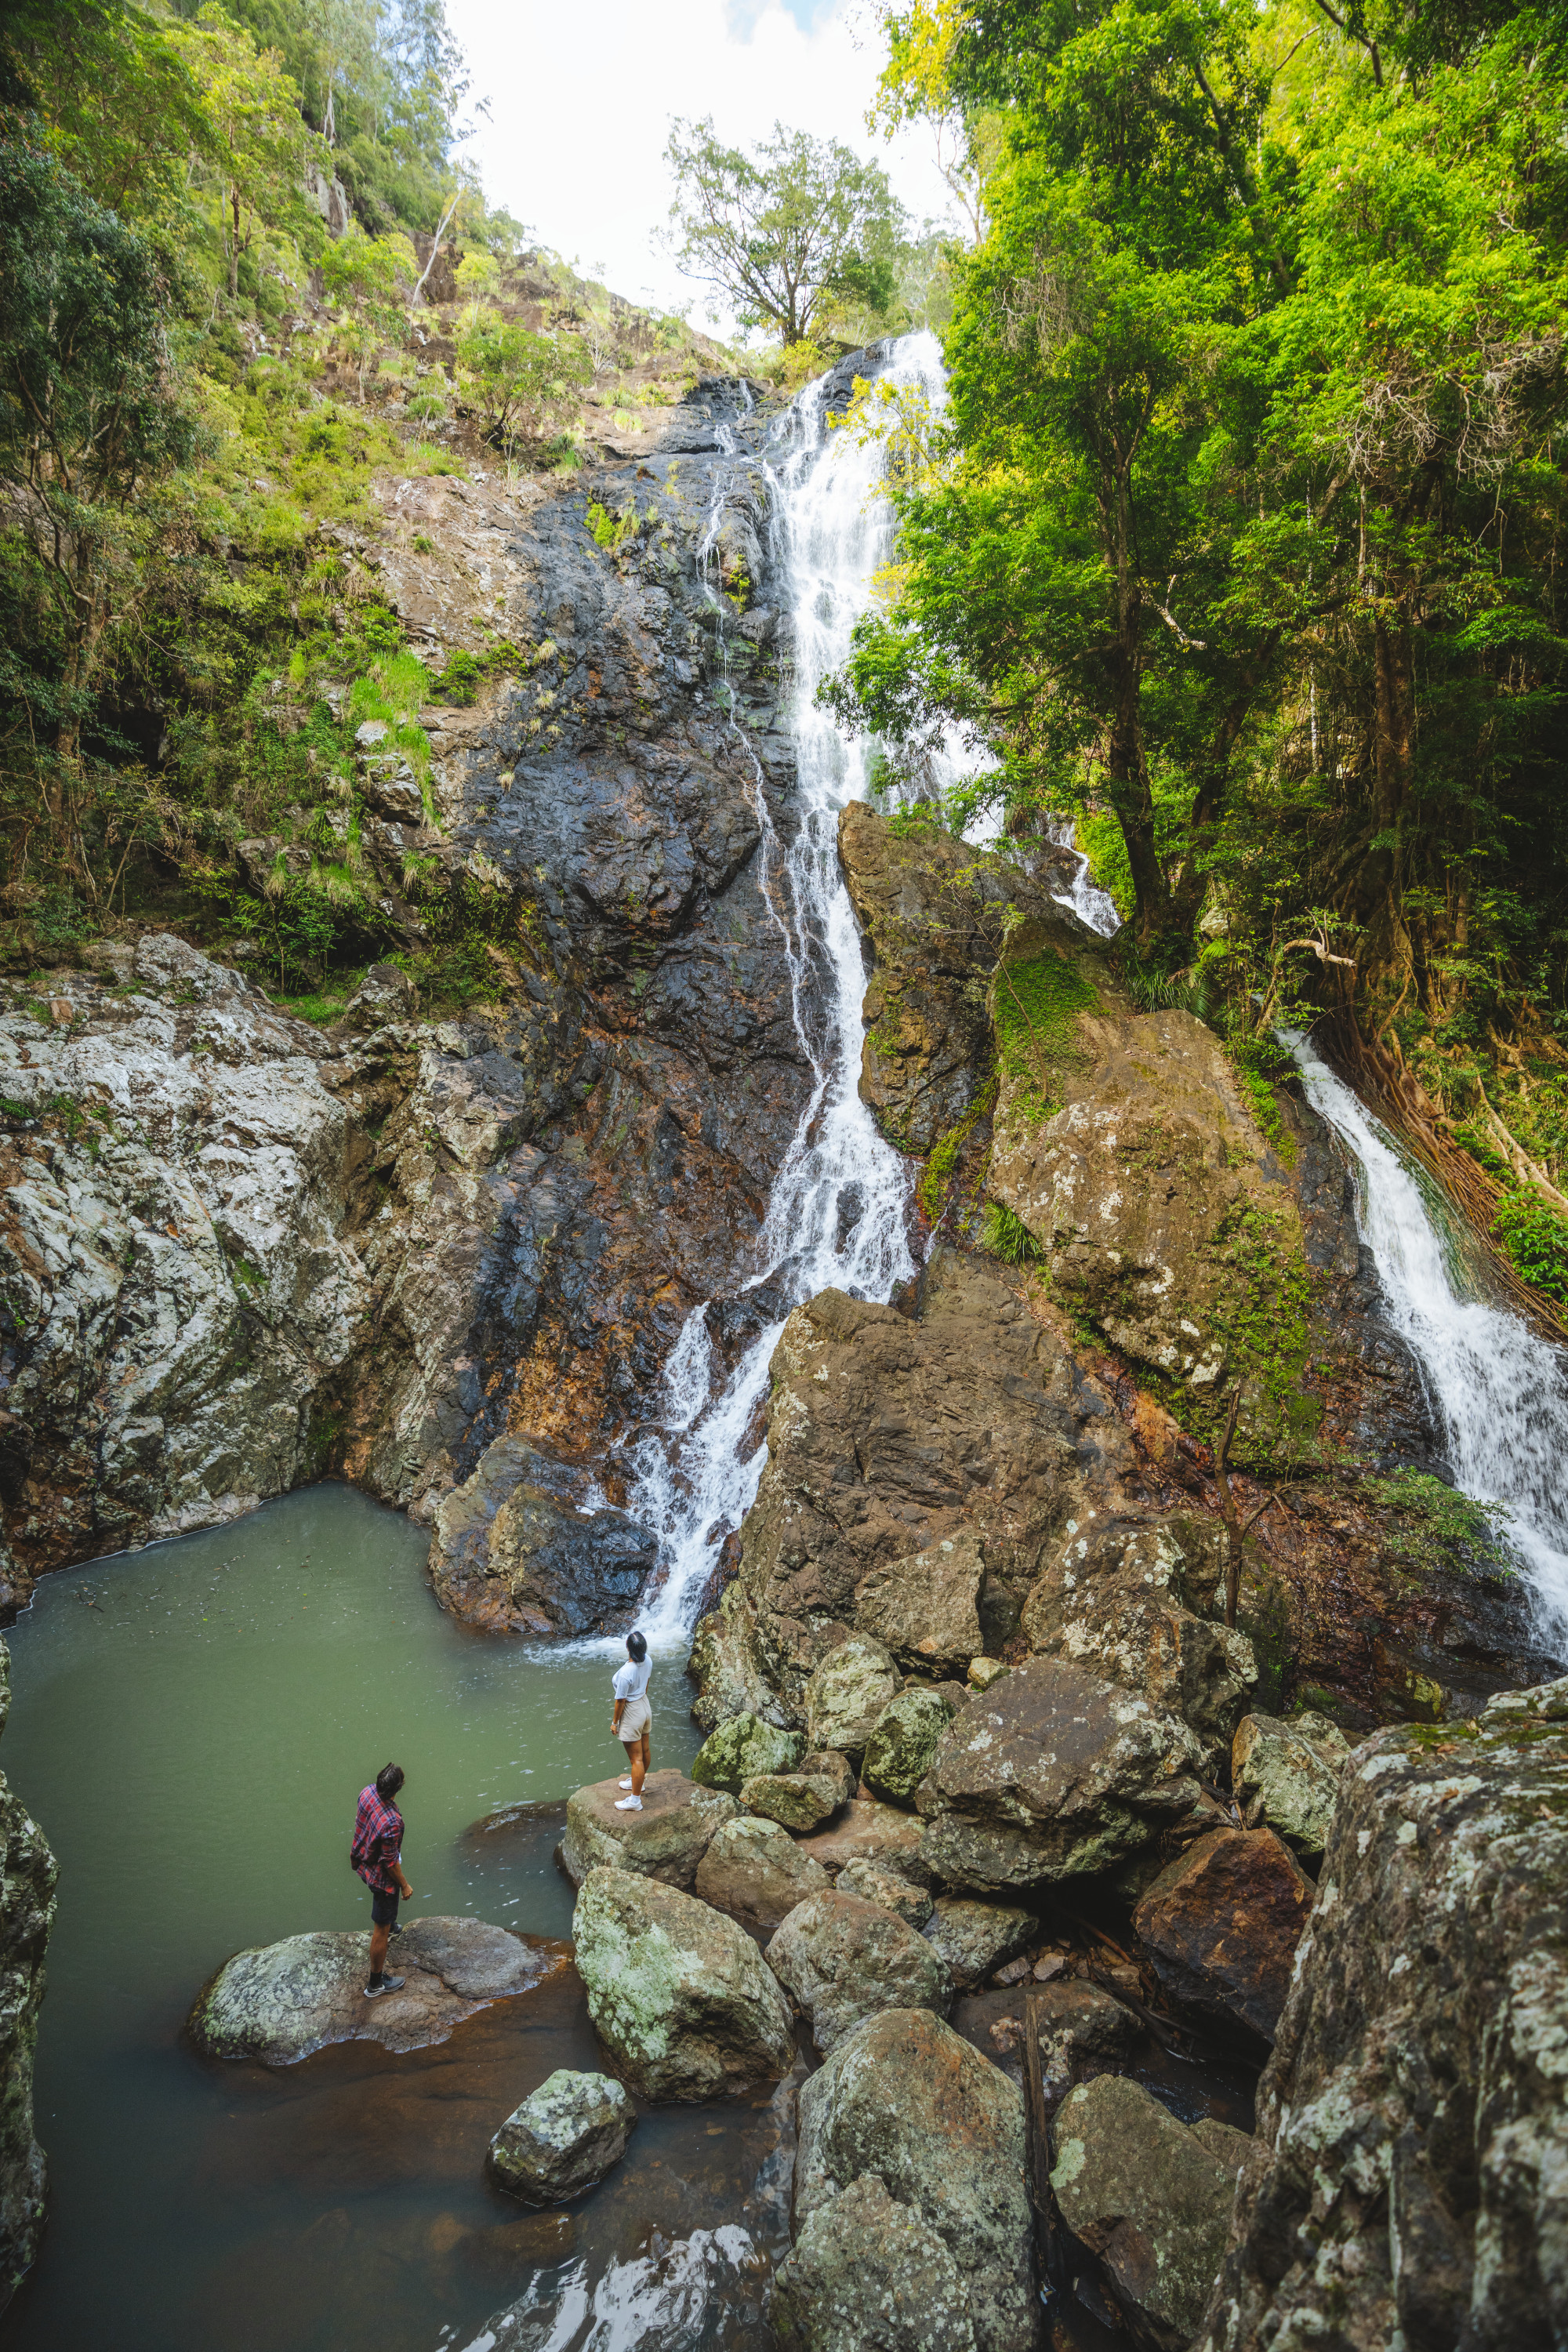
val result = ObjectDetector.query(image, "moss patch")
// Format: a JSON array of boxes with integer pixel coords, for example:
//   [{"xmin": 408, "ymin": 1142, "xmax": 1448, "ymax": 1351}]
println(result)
[
  {"xmin": 1363, "ymin": 1469, "xmax": 1513, "ymax": 1577},
  {"xmin": 993, "ymin": 949, "xmax": 1099, "ymax": 1120}
]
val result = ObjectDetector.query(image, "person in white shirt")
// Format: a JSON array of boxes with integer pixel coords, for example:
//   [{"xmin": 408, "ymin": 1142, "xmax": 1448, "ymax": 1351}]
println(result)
[{"xmin": 612, "ymin": 1629, "xmax": 652, "ymax": 1810}]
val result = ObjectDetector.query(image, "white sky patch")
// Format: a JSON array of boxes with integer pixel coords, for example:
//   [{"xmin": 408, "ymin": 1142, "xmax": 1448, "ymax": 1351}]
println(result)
[{"xmin": 444, "ymin": 0, "xmax": 958, "ymax": 339}]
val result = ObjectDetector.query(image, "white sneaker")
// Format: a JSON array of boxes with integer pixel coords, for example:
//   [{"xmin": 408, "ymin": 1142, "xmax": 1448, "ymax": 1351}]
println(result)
[
  {"xmin": 615, "ymin": 1795, "xmax": 643, "ymax": 1811},
  {"xmin": 619, "ymin": 1777, "xmax": 633, "ymax": 1790}
]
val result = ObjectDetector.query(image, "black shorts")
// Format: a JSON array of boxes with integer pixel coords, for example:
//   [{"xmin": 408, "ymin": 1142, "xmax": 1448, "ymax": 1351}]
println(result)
[{"xmin": 370, "ymin": 1885, "xmax": 400, "ymax": 1929}]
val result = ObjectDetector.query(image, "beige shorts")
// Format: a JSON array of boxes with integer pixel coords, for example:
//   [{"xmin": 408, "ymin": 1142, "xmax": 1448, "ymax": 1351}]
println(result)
[{"xmin": 619, "ymin": 1696, "xmax": 652, "ymax": 1743}]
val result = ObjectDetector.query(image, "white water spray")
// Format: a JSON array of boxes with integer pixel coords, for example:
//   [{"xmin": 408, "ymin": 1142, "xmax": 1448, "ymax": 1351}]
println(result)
[
  {"xmin": 1287, "ymin": 1029, "xmax": 1568, "ymax": 1639},
  {"xmin": 626, "ymin": 339, "xmax": 948, "ymax": 1646}
]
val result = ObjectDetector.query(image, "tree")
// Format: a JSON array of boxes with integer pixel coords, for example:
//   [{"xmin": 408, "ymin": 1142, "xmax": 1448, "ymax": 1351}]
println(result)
[
  {"xmin": 0, "ymin": 122, "xmax": 197, "ymax": 856},
  {"xmin": 665, "ymin": 118, "xmax": 904, "ymax": 346},
  {"xmin": 320, "ymin": 225, "xmax": 417, "ymax": 400},
  {"xmin": 170, "ymin": 7, "xmax": 321, "ymax": 299},
  {"xmin": 455, "ymin": 315, "xmax": 590, "ymax": 452}
]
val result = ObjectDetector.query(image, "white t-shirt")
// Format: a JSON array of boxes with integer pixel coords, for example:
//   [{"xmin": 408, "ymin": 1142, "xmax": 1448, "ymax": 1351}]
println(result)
[{"xmin": 613, "ymin": 1655, "xmax": 651, "ymax": 1704}]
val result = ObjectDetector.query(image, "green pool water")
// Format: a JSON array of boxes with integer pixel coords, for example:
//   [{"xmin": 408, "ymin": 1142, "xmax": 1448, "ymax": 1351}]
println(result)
[{"xmin": 0, "ymin": 1483, "xmax": 731, "ymax": 2352}]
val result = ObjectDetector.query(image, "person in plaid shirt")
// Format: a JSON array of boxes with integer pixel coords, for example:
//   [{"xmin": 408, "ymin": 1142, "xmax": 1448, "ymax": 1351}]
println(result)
[{"xmin": 351, "ymin": 1762, "xmax": 413, "ymax": 1996}]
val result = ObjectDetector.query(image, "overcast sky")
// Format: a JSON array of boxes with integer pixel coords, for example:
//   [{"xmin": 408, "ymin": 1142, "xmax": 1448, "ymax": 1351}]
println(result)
[{"xmin": 442, "ymin": 0, "xmax": 955, "ymax": 338}]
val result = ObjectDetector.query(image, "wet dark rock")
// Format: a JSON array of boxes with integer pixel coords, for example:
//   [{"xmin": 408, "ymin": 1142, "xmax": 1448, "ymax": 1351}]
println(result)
[
  {"xmin": 693, "ymin": 1813, "xmax": 830, "ymax": 1934},
  {"xmin": 0, "ymin": 1642, "xmax": 54, "ymax": 2306},
  {"xmin": 561, "ymin": 1773, "xmax": 737, "ymax": 1890},
  {"xmin": 767, "ymin": 1889, "xmax": 952, "ymax": 2053},
  {"xmin": 795, "ymin": 2005, "xmax": 1034, "ymax": 2352},
  {"xmin": 1051, "ymin": 2074, "xmax": 1252, "ymax": 2350},
  {"xmin": 914, "ymin": 1656, "xmax": 1204, "ymax": 1893},
  {"xmin": 1029, "ymin": 1979, "xmax": 1142, "ymax": 2104},
  {"xmin": 487, "ymin": 2067, "xmax": 637, "ymax": 2205},
  {"xmin": 187, "ymin": 1915, "xmax": 570, "ymax": 2065},
  {"xmin": 1200, "ymin": 1677, "xmax": 1568, "ymax": 2352},
  {"xmin": 862, "ymin": 1685, "xmax": 961, "ymax": 1806},
  {"xmin": 427, "ymin": 1435, "xmax": 656, "ymax": 1635},
  {"xmin": 774, "ymin": 2171, "xmax": 978, "ymax": 2352},
  {"xmin": 572, "ymin": 1866, "xmax": 795, "ymax": 2101},
  {"xmin": 1134, "ymin": 1827, "xmax": 1315, "ymax": 2044}
]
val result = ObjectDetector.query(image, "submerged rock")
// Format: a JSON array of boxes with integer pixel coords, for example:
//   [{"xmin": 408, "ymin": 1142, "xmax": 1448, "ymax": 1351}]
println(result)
[
  {"xmin": 1133, "ymin": 1827, "xmax": 1314, "ymax": 2043},
  {"xmin": 188, "ymin": 1915, "xmax": 568, "ymax": 2065},
  {"xmin": 689, "ymin": 1712, "xmax": 804, "ymax": 1795},
  {"xmin": 795, "ymin": 2006, "xmax": 1033, "ymax": 2352},
  {"xmin": 804, "ymin": 1638, "xmax": 902, "ymax": 1762},
  {"xmin": 861, "ymin": 1685, "xmax": 961, "ymax": 1807},
  {"xmin": 767, "ymin": 1890, "xmax": 952, "ymax": 2054},
  {"xmin": 560, "ymin": 1773, "xmax": 737, "ymax": 1890},
  {"xmin": 1051, "ymin": 2074, "xmax": 1252, "ymax": 2350},
  {"xmin": 915, "ymin": 1656, "xmax": 1204, "ymax": 1892},
  {"xmin": 693, "ymin": 1813, "xmax": 830, "ymax": 1935},
  {"xmin": 774, "ymin": 2172, "xmax": 978, "ymax": 2352},
  {"xmin": 922, "ymin": 1896, "xmax": 1036, "ymax": 1991},
  {"xmin": 572, "ymin": 1867, "xmax": 795, "ymax": 2102},
  {"xmin": 1200, "ymin": 1678, "xmax": 1568, "ymax": 2351},
  {"xmin": 487, "ymin": 2068, "xmax": 636, "ymax": 2205},
  {"xmin": 1231, "ymin": 1709, "xmax": 1350, "ymax": 1855},
  {"xmin": 427, "ymin": 1436, "xmax": 657, "ymax": 1635}
]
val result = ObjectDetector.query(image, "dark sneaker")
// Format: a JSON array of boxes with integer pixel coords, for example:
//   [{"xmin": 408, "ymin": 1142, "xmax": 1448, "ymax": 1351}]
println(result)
[{"xmin": 364, "ymin": 1974, "xmax": 405, "ymax": 1998}]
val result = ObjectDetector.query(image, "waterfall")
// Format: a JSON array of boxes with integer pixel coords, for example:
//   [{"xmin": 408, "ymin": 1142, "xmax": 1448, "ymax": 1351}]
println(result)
[
  {"xmin": 1287, "ymin": 1029, "xmax": 1568, "ymax": 1639},
  {"xmin": 626, "ymin": 338, "xmax": 943, "ymax": 1646}
]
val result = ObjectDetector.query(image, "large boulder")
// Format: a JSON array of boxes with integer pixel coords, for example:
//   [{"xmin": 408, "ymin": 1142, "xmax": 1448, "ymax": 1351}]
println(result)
[
  {"xmin": 862, "ymin": 1685, "xmax": 961, "ymax": 1806},
  {"xmin": 915, "ymin": 1657, "xmax": 1204, "ymax": 1892},
  {"xmin": 804, "ymin": 1638, "xmax": 902, "ymax": 1762},
  {"xmin": 739, "ymin": 1751, "xmax": 854, "ymax": 1832},
  {"xmin": 487, "ymin": 2068, "xmax": 636, "ymax": 2205},
  {"xmin": 837, "ymin": 1860, "xmax": 933, "ymax": 1929},
  {"xmin": 572, "ymin": 1867, "xmax": 795, "ymax": 2101},
  {"xmin": 1199, "ymin": 1677, "xmax": 1568, "ymax": 2352},
  {"xmin": 1051, "ymin": 2074, "xmax": 1253, "ymax": 2350},
  {"xmin": 854, "ymin": 1532, "xmax": 985, "ymax": 1675},
  {"xmin": 689, "ymin": 1712, "xmax": 804, "ymax": 1795},
  {"xmin": 188, "ymin": 1917, "xmax": 568, "ymax": 2064},
  {"xmin": 1231, "ymin": 1709, "xmax": 1350, "ymax": 1855},
  {"xmin": 923, "ymin": 1896, "xmax": 1036, "ymax": 1992},
  {"xmin": 1133, "ymin": 1827, "xmax": 1313, "ymax": 2043},
  {"xmin": 774, "ymin": 2172, "xmax": 978, "ymax": 2352},
  {"xmin": 767, "ymin": 1890, "xmax": 952, "ymax": 2053},
  {"xmin": 797, "ymin": 1798, "xmax": 933, "ymax": 1885},
  {"xmin": 795, "ymin": 2006, "xmax": 1034, "ymax": 2352},
  {"xmin": 1022, "ymin": 1519, "xmax": 1258, "ymax": 1766},
  {"xmin": 693, "ymin": 1813, "xmax": 830, "ymax": 1935},
  {"xmin": 560, "ymin": 1773, "xmax": 738, "ymax": 1890},
  {"xmin": 428, "ymin": 1435, "xmax": 658, "ymax": 1635}
]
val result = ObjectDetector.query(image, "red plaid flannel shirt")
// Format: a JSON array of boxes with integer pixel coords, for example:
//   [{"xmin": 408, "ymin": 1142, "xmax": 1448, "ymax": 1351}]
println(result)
[{"xmin": 352, "ymin": 1786, "xmax": 403, "ymax": 1893}]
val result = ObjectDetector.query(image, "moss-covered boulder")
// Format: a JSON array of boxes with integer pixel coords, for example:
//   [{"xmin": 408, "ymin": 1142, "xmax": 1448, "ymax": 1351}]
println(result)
[
  {"xmin": 487, "ymin": 2068, "xmax": 636, "ymax": 2205},
  {"xmin": 862, "ymin": 1685, "xmax": 962, "ymax": 1806},
  {"xmin": 560, "ymin": 1772, "xmax": 737, "ymax": 1890},
  {"xmin": 1231, "ymin": 1710, "xmax": 1351, "ymax": 1855},
  {"xmin": 774, "ymin": 2172, "xmax": 978, "ymax": 2352},
  {"xmin": 572, "ymin": 1867, "xmax": 795, "ymax": 2102},
  {"xmin": 804, "ymin": 1637, "xmax": 902, "ymax": 1762},
  {"xmin": 690, "ymin": 1712, "xmax": 804, "ymax": 1795},
  {"xmin": 837, "ymin": 1859, "xmax": 935, "ymax": 1928}
]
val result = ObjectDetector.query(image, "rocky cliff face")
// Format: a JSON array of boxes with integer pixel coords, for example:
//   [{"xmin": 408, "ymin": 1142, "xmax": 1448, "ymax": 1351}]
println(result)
[
  {"xmin": 0, "ymin": 379, "xmax": 821, "ymax": 1621},
  {"xmin": 0, "ymin": 1641, "xmax": 54, "ymax": 2307}
]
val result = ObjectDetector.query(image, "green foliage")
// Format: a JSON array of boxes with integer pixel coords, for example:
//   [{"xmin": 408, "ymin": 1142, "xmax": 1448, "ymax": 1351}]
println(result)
[
  {"xmin": 980, "ymin": 1199, "xmax": 1046, "ymax": 1265},
  {"xmin": 917, "ymin": 1080, "xmax": 995, "ymax": 1220},
  {"xmin": 1227, "ymin": 1033, "xmax": 1298, "ymax": 1166},
  {"xmin": 456, "ymin": 314, "xmax": 590, "ymax": 453},
  {"xmin": 1363, "ymin": 1468, "xmax": 1513, "ymax": 1576},
  {"xmin": 1492, "ymin": 1187, "xmax": 1568, "ymax": 1307},
  {"xmin": 993, "ymin": 943, "xmax": 1099, "ymax": 1118}
]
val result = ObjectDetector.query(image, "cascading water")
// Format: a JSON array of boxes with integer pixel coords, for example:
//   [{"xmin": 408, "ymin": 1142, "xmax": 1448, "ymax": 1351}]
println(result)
[
  {"xmin": 1287, "ymin": 1029, "xmax": 1568, "ymax": 1639},
  {"xmin": 626, "ymin": 338, "xmax": 948, "ymax": 1646}
]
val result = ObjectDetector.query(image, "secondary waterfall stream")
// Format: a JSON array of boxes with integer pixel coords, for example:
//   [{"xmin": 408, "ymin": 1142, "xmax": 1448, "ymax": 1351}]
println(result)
[{"xmin": 1287, "ymin": 1030, "xmax": 1568, "ymax": 1638}]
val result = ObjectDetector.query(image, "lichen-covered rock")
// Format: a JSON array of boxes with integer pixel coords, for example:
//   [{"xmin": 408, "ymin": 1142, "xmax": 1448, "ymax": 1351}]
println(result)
[
  {"xmin": 1029, "ymin": 1980, "xmax": 1140, "ymax": 2104},
  {"xmin": 773, "ymin": 2172, "xmax": 978, "ymax": 2352},
  {"xmin": 739, "ymin": 1769, "xmax": 838, "ymax": 1833},
  {"xmin": 1133, "ymin": 1827, "xmax": 1313, "ymax": 2043},
  {"xmin": 836, "ymin": 1860, "xmax": 934, "ymax": 1929},
  {"xmin": 1199, "ymin": 1678, "xmax": 1568, "ymax": 2352},
  {"xmin": 1022, "ymin": 1520, "xmax": 1258, "ymax": 1766},
  {"xmin": 0, "ymin": 1642, "xmax": 55, "ymax": 2307},
  {"xmin": 922, "ymin": 1897, "xmax": 1036, "ymax": 1991},
  {"xmin": 487, "ymin": 2068, "xmax": 636, "ymax": 2204},
  {"xmin": 768, "ymin": 1891, "xmax": 951, "ymax": 2054},
  {"xmin": 690, "ymin": 1712, "xmax": 804, "ymax": 1795},
  {"xmin": 572, "ymin": 1867, "xmax": 795, "ymax": 2101},
  {"xmin": 1231, "ymin": 1709, "xmax": 1350, "ymax": 1855},
  {"xmin": 854, "ymin": 1532, "xmax": 985, "ymax": 1675},
  {"xmin": 862, "ymin": 1685, "xmax": 961, "ymax": 1807},
  {"xmin": 804, "ymin": 1638, "xmax": 902, "ymax": 1761},
  {"xmin": 188, "ymin": 1915, "xmax": 568, "ymax": 2064},
  {"xmin": 795, "ymin": 2006, "xmax": 1033, "ymax": 2352},
  {"xmin": 797, "ymin": 1798, "xmax": 934, "ymax": 1886},
  {"xmin": 916, "ymin": 1657, "xmax": 1204, "ymax": 1892},
  {"xmin": 560, "ymin": 1773, "xmax": 737, "ymax": 1890},
  {"xmin": 427, "ymin": 1435, "xmax": 657, "ymax": 1635},
  {"xmin": 693, "ymin": 1813, "xmax": 830, "ymax": 1935},
  {"xmin": 1051, "ymin": 2074, "xmax": 1249, "ymax": 2350}
]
